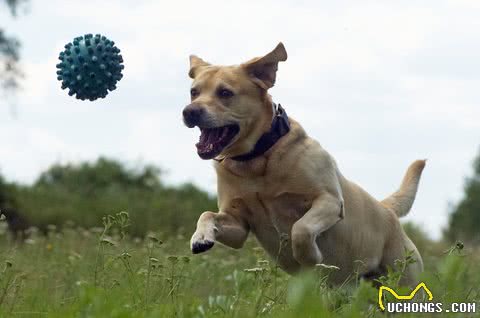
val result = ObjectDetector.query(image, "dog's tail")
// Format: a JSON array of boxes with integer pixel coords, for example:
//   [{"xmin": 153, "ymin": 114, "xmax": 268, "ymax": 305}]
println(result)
[{"xmin": 381, "ymin": 159, "xmax": 426, "ymax": 217}]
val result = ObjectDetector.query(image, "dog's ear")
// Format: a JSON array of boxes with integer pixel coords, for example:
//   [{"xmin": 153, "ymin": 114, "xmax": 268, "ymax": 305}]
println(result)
[
  {"xmin": 242, "ymin": 42, "xmax": 288, "ymax": 90},
  {"xmin": 189, "ymin": 55, "xmax": 210, "ymax": 79}
]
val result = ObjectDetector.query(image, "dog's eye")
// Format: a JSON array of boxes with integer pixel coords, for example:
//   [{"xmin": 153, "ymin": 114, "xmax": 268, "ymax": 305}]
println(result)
[
  {"xmin": 190, "ymin": 88, "xmax": 199, "ymax": 98},
  {"xmin": 217, "ymin": 88, "xmax": 234, "ymax": 98}
]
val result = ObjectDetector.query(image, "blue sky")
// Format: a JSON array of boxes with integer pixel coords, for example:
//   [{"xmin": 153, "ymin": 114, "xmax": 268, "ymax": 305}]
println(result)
[{"xmin": 1, "ymin": 0, "xmax": 480, "ymax": 239}]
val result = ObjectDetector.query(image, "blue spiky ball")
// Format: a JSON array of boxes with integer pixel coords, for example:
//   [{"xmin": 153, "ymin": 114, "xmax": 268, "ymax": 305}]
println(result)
[{"xmin": 56, "ymin": 34, "xmax": 124, "ymax": 101}]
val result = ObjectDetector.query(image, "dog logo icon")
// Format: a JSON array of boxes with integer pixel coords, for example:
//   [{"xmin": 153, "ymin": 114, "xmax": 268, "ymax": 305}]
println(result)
[{"xmin": 378, "ymin": 282, "xmax": 433, "ymax": 311}]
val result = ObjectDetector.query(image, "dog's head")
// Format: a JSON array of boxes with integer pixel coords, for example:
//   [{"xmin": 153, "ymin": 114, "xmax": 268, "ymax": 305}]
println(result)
[{"xmin": 183, "ymin": 43, "xmax": 287, "ymax": 160}]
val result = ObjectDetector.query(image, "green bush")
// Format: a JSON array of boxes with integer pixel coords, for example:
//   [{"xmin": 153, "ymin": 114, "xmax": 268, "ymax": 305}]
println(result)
[{"xmin": 8, "ymin": 157, "xmax": 217, "ymax": 236}]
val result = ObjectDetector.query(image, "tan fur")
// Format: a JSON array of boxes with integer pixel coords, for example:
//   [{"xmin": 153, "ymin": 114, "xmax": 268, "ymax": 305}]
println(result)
[{"xmin": 186, "ymin": 43, "xmax": 425, "ymax": 286}]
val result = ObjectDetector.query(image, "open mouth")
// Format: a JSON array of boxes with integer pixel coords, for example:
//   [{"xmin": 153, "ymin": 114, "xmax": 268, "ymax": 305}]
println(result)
[{"xmin": 196, "ymin": 124, "xmax": 240, "ymax": 159}]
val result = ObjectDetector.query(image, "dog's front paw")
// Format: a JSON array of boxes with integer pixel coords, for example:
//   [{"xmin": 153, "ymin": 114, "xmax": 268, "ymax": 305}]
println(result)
[
  {"xmin": 192, "ymin": 239, "xmax": 215, "ymax": 254},
  {"xmin": 190, "ymin": 232, "xmax": 215, "ymax": 254}
]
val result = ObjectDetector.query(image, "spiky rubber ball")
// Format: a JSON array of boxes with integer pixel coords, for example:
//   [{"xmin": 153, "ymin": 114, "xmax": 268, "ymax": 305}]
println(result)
[{"xmin": 56, "ymin": 34, "xmax": 124, "ymax": 101}]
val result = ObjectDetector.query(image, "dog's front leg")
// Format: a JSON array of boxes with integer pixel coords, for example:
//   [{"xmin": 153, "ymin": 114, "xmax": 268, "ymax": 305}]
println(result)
[
  {"xmin": 190, "ymin": 211, "xmax": 249, "ymax": 254},
  {"xmin": 291, "ymin": 193, "xmax": 344, "ymax": 267}
]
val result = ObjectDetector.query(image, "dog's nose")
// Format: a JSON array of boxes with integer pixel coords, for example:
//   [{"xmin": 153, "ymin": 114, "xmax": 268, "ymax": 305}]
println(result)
[{"xmin": 183, "ymin": 104, "xmax": 204, "ymax": 128}]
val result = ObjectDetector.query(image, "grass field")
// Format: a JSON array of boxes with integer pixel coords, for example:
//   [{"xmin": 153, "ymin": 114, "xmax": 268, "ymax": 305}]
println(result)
[{"xmin": 0, "ymin": 212, "xmax": 478, "ymax": 317}]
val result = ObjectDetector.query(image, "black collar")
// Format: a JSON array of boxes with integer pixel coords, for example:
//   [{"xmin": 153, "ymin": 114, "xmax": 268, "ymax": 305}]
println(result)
[{"xmin": 231, "ymin": 103, "xmax": 290, "ymax": 162}]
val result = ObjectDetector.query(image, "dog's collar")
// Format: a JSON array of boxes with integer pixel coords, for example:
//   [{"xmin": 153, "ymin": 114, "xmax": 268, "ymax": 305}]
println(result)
[{"xmin": 231, "ymin": 103, "xmax": 290, "ymax": 162}]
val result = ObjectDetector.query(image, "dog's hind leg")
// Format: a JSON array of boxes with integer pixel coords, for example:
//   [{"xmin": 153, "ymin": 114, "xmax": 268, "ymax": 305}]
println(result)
[
  {"xmin": 190, "ymin": 211, "xmax": 249, "ymax": 254},
  {"xmin": 381, "ymin": 232, "xmax": 424, "ymax": 287},
  {"xmin": 291, "ymin": 193, "xmax": 344, "ymax": 267},
  {"xmin": 400, "ymin": 235, "xmax": 424, "ymax": 286}
]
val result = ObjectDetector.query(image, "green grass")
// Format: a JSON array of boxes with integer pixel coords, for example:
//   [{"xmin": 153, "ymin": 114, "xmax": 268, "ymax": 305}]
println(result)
[{"xmin": 0, "ymin": 212, "xmax": 479, "ymax": 317}]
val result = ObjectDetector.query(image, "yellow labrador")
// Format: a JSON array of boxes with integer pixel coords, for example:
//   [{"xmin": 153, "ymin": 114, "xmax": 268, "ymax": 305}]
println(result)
[{"xmin": 183, "ymin": 43, "xmax": 425, "ymax": 285}]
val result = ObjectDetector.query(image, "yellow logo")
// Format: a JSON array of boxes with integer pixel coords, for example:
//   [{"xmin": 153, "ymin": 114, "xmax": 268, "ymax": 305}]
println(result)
[{"xmin": 378, "ymin": 282, "xmax": 433, "ymax": 311}]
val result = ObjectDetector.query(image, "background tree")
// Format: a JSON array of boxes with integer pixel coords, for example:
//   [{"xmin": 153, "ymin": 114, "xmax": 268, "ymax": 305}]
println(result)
[
  {"xmin": 36, "ymin": 157, "xmax": 162, "ymax": 194},
  {"xmin": 0, "ymin": 0, "xmax": 27, "ymax": 95},
  {"xmin": 12, "ymin": 158, "xmax": 217, "ymax": 236},
  {"xmin": 0, "ymin": 174, "xmax": 10, "ymax": 208},
  {"xmin": 445, "ymin": 149, "xmax": 480, "ymax": 244}
]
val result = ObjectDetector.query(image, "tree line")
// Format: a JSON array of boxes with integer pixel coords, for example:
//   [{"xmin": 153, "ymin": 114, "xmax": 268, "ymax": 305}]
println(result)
[{"xmin": 0, "ymin": 157, "xmax": 217, "ymax": 237}]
